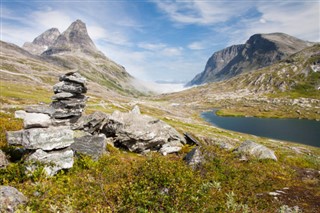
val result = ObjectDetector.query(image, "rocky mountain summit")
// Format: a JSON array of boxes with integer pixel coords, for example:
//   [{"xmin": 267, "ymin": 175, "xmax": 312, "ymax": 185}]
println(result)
[
  {"xmin": 42, "ymin": 20, "xmax": 102, "ymax": 56},
  {"xmin": 22, "ymin": 28, "xmax": 60, "ymax": 55},
  {"xmin": 187, "ymin": 33, "xmax": 312, "ymax": 86}
]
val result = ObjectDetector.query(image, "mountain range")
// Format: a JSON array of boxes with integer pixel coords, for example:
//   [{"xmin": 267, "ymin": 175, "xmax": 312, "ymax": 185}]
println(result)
[
  {"xmin": 17, "ymin": 19, "xmax": 143, "ymax": 96},
  {"xmin": 187, "ymin": 33, "xmax": 313, "ymax": 86}
]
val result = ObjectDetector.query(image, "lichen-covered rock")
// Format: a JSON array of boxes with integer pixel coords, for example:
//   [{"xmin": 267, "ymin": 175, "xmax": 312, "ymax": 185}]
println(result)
[
  {"xmin": 184, "ymin": 147, "xmax": 205, "ymax": 169},
  {"xmin": 23, "ymin": 113, "xmax": 51, "ymax": 129},
  {"xmin": 22, "ymin": 126, "xmax": 74, "ymax": 150},
  {"xmin": 26, "ymin": 149, "xmax": 74, "ymax": 176},
  {"xmin": 0, "ymin": 186, "xmax": 27, "ymax": 212},
  {"xmin": 53, "ymin": 81, "xmax": 87, "ymax": 94},
  {"xmin": 71, "ymin": 134, "xmax": 107, "ymax": 160},
  {"xmin": 6, "ymin": 130, "xmax": 24, "ymax": 146},
  {"xmin": 0, "ymin": 150, "xmax": 8, "ymax": 168},
  {"xmin": 59, "ymin": 72, "xmax": 87, "ymax": 86},
  {"xmin": 103, "ymin": 110, "xmax": 186, "ymax": 153},
  {"xmin": 234, "ymin": 140, "xmax": 277, "ymax": 161}
]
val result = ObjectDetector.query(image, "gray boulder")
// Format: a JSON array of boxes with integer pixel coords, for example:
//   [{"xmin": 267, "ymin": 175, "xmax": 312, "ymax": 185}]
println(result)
[
  {"xmin": 184, "ymin": 147, "xmax": 206, "ymax": 169},
  {"xmin": 0, "ymin": 150, "xmax": 8, "ymax": 168},
  {"xmin": 71, "ymin": 134, "xmax": 107, "ymax": 160},
  {"xmin": 234, "ymin": 140, "xmax": 277, "ymax": 161},
  {"xmin": 103, "ymin": 110, "xmax": 186, "ymax": 153},
  {"xmin": 159, "ymin": 140, "xmax": 184, "ymax": 155},
  {"xmin": 0, "ymin": 186, "xmax": 27, "ymax": 213},
  {"xmin": 131, "ymin": 105, "xmax": 141, "ymax": 115},
  {"xmin": 14, "ymin": 110, "xmax": 27, "ymax": 119},
  {"xmin": 22, "ymin": 126, "xmax": 74, "ymax": 150},
  {"xmin": 23, "ymin": 113, "xmax": 51, "ymax": 129},
  {"xmin": 26, "ymin": 149, "xmax": 74, "ymax": 176},
  {"xmin": 6, "ymin": 130, "xmax": 23, "ymax": 145}
]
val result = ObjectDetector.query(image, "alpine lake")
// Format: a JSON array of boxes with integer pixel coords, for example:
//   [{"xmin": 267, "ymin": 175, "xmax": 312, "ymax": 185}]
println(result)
[{"xmin": 201, "ymin": 109, "xmax": 320, "ymax": 148}]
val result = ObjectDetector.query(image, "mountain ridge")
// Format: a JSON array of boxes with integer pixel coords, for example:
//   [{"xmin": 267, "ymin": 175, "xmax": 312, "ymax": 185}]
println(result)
[{"xmin": 187, "ymin": 33, "xmax": 312, "ymax": 86}]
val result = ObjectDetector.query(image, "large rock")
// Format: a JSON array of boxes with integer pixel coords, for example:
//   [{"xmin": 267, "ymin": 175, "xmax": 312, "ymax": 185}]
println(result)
[
  {"xmin": 23, "ymin": 113, "xmax": 51, "ymax": 129},
  {"xmin": 71, "ymin": 135, "xmax": 107, "ymax": 160},
  {"xmin": 0, "ymin": 186, "xmax": 27, "ymax": 213},
  {"xmin": 22, "ymin": 126, "xmax": 74, "ymax": 150},
  {"xmin": 6, "ymin": 130, "xmax": 23, "ymax": 145},
  {"xmin": 26, "ymin": 149, "xmax": 74, "ymax": 176},
  {"xmin": 0, "ymin": 150, "xmax": 8, "ymax": 168},
  {"xmin": 159, "ymin": 140, "xmax": 184, "ymax": 155},
  {"xmin": 234, "ymin": 140, "xmax": 277, "ymax": 161},
  {"xmin": 73, "ymin": 111, "xmax": 109, "ymax": 134},
  {"xmin": 103, "ymin": 110, "xmax": 186, "ymax": 153},
  {"xmin": 14, "ymin": 110, "xmax": 27, "ymax": 119},
  {"xmin": 51, "ymin": 92, "xmax": 76, "ymax": 100}
]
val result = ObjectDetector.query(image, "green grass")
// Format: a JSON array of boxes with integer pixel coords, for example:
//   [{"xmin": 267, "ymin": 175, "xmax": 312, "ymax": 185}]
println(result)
[{"xmin": 0, "ymin": 80, "xmax": 52, "ymax": 105}]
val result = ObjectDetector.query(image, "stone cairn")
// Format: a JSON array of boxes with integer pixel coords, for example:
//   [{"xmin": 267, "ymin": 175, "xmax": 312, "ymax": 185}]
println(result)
[{"xmin": 6, "ymin": 72, "xmax": 88, "ymax": 176}]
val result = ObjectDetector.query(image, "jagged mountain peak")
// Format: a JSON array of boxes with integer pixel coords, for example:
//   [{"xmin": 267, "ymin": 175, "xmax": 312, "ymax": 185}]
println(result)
[
  {"xmin": 22, "ymin": 28, "xmax": 60, "ymax": 55},
  {"xmin": 42, "ymin": 19, "xmax": 100, "ymax": 56}
]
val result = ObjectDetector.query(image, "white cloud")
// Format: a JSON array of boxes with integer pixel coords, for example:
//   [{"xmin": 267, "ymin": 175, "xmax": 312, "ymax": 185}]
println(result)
[
  {"xmin": 138, "ymin": 42, "xmax": 167, "ymax": 51},
  {"xmin": 30, "ymin": 10, "xmax": 73, "ymax": 32},
  {"xmin": 161, "ymin": 47, "xmax": 183, "ymax": 56},
  {"xmin": 188, "ymin": 41, "xmax": 206, "ymax": 50},
  {"xmin": 152, "ymin": 0, "xmax": 247, "ymax": 25}
]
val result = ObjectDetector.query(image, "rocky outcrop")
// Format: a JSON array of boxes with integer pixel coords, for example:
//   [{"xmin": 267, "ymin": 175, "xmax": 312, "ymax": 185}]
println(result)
[
  {"xmin": 103, "ymin": 109, "xmax": 186, "ymax": 153},
  {"xmin": 0, "ymin": 150, "xmax": 8, "ymax": 168},
  {"xmin": 0, "ymin": 186, "xmax": 27, "ymax": 213},
  {"xmin": 22, "ymin": 28, "xmax": 60, "ymax": 55},
  {"xmin": 73, "ymin": 106, "xmax": 186, "ymax": 154},
  {"xmin": 187, "ymin": 33, "xmax": 311, "ymax": 86},
  {"xmin": 6, "ymin": 72, "xmax": 87, "ymax": 176},
  {"xmin": 234, "ymin": 140, "xmax": 277, "ymax": 161}
]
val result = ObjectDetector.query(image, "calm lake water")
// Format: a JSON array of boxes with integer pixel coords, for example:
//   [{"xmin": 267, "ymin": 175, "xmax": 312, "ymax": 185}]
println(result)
[{"xmin": 201, "ymin": 110, "xmax": 320, "ymax": 148}]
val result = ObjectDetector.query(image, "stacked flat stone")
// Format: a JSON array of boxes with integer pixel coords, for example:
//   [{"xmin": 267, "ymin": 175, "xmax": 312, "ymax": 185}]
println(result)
[
  {"xmin": 6, "ymin": 72, "xmax": 88, "ymax": 176},
  {"xmin": 51, "ymin": 72, "xmax": 88, "ymax": 121}
]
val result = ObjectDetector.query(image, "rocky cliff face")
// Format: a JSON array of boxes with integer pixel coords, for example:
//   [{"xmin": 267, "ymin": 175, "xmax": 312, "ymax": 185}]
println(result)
[
  {"xmin": 187, "ymin": 33, "xmax": 312, "ymax": 86},
  {"xmin": 22, "ymin": 28, "xmax": 60, "ymax": 55},
  {"xmin": 42, "ymin": 19, "xmax": 101, "ymax": 56}
]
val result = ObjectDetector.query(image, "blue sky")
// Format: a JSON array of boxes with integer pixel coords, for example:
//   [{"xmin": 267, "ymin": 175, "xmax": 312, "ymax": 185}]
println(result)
[{"xmin": 1, "ymin": 0, "xmax": 319, "ymax": 82}]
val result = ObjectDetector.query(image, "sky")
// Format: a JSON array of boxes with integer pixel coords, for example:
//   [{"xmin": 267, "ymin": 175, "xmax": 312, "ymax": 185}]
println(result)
[{"xmin": 1, "ymin": 0, "xmax": 319, "ymax": 83}]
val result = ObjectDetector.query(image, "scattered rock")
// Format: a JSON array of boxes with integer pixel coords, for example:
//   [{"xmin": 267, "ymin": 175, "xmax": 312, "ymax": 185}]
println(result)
[
  {"xmin": 0, "ymin": 150, "xmax": 9, "ymax": 168},
  {"xmin": 159, "ymin": 140, "xmax": 184, "ymax": 155},
  {"xmin": 184, "ymin": 147, "xmax": 204, "ymax": 169},
  {"xmin": 26, "ymin": 149, "xmax": 74, "ymax": 176},
  {"xmin": 71, "ymin": 134, "xmax": 107, "ymax": 160},
  {"xmin": 0, "ymin": 186, "xmax": 27, "ymax": 213},
  {"xmin": 14, "ymin": 110, "xmax": 27, "ymax": 119},
  {"xmin": 51, "ymin": 92, "xmax": 76, "ymax": 100},
  {"xmin": 22, "ymin": 127, "xmax": 74, "ymax": 150},
  {"xmin": 131, "ymin": 105, "xmax": 141, "ymax": 114},
  {"xmin": 184, "ymin": 133, "xmax": 200, "ymax": 146},
  {"xmin": 234, "ymin": 140, "xmax": 277, "ymax": 161},
  {"xmin": 23, "ymin": 113, "xmax": 51, "ymax": 129}
]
